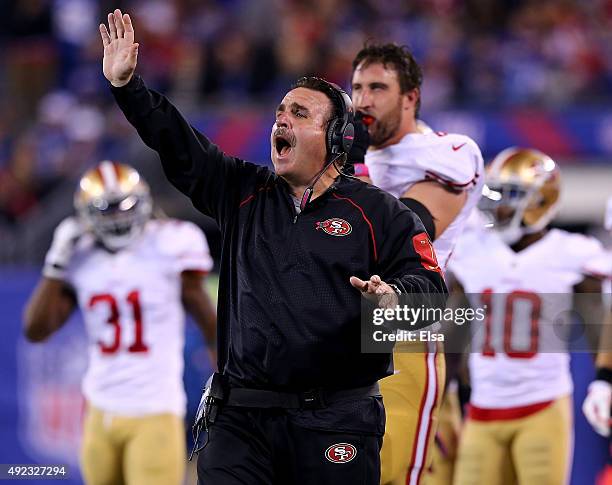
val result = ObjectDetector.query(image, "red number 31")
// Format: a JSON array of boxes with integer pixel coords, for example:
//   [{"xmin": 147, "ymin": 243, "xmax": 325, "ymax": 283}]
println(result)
[{"xmin": 89, "ymin": 291, "xmax": 148, "ymax": 354}]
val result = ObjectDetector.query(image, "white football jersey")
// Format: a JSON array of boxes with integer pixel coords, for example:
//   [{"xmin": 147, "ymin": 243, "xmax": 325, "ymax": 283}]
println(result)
[
  {"xmin": 583, "ymin": 250, "xmax": 612, "ymax": 281},
  {"xmin": 449, "ymin": 228, "xmax": 608, "ymax": 409},
  {"xmin": 65, "ymin": 219, "xmax": 213, "ymax": 416},
  {"xmin": 365, "ymin": 131, "xmax": 484, "ymax": 270}
]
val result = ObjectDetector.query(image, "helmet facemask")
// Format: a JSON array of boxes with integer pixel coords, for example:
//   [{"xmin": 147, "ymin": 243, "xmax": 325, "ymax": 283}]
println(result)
[
  {"xmin": 479, "ymin": 183, "xmax": 525, "ymax": 244},
  {"xmin": 74, "ymin": 161, "xmax": 153, "ymax": 251},
  {"xmin": 479, "ymin": 148, "xmax": 561, "ymax": 245},
  {"xmin": 81, "ymin": 192, "xmax": 152, "ymax": 250}
]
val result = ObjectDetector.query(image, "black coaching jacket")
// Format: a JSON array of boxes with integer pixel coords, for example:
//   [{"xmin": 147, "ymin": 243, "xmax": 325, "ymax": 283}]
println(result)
[{"xmin": 112, "ymin": 75, "xmax": 446, "ymax": 394}]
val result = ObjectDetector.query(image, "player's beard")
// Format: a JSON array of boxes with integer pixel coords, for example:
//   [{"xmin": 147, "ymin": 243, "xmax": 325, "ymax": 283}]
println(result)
[{"xmin": 369, "ymin": 99, "xmax": 402, "ymax": 148}]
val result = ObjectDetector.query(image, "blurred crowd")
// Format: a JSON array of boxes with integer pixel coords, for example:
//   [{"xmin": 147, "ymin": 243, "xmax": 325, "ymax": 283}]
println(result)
[{"xmin": 2, "ymin": 0, "xmax": 612, "ymax": 230}]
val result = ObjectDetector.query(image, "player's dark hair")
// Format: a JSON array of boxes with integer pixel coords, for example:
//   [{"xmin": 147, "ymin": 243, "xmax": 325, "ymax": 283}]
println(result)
[{"xmin": 352, "ymin": 42, "xmax": 423, "ymax": 118}]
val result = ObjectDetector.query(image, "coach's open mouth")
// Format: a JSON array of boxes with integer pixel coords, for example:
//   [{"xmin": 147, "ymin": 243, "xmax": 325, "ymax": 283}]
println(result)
[{"xmin": 274, "ymin": 134, "xmax": 293, "ymax": 157}]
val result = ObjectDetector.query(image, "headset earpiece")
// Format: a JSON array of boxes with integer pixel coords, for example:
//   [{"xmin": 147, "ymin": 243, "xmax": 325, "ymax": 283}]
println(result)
[
  {"xmin": 326, "ymin": 118, "xmax": 340, "ymax": 155},
  {"xmin": 341, "ymin": 122, "xmax": 355, "ymax": 153},
  {"xmin": 325, "ymin": 85, "xmax": 355, "ymax": 158}
]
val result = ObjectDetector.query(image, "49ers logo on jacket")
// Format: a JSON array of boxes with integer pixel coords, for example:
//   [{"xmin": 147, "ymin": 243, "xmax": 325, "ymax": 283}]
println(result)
[
  {"xmin": 325, "ymin": 443, "xmax": 357, "ymax": 463},
  {"xmin": 315, "ymin": 218, "xmax": 352, "ymax": 236}
]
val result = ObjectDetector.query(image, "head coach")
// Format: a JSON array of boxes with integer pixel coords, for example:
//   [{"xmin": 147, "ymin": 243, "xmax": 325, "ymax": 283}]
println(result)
[{"xmin": 99, "ymin": 9, "xmax": 446, "ymax": 484}]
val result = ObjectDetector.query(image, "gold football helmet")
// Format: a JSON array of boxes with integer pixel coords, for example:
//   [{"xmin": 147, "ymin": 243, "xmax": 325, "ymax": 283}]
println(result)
[
  {"xmin": 74, "ymin": 161, "xmax": 152, "ymax": 250},
  {"xmin": 479, "ymin": 147, "xmax": 560, "ymax": 244}
]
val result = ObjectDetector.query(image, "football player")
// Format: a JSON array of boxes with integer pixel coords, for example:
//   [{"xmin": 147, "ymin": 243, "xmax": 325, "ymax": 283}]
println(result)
[
  {"xmin": 582, "ymin": 196, "xmax": 612, "ymax": 485},
  {"xmin": 23, "ymin": 161, "xmax": 217, "ymax": 485},
  {"xmin": 350, "ymin": 43, "xmax": 484, "ymax": 485},
  {"xmin": 586, "ymin": 325, "xmax": 612, "ymax": 485},
  {"xmin": 448, "ymin": 148, "xmax": 608, "ymax": 485}
]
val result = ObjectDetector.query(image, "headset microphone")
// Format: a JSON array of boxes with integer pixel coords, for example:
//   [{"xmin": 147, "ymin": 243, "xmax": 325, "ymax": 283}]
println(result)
[{"xmin": 299, "ymin": 153, "xmax": 343, "ymax": 212}]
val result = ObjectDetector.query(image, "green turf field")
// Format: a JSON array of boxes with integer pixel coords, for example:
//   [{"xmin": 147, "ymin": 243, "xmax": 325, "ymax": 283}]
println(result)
[{"xmin": 204, "ymin": 274, "xmax": 219, "ymax": 305}]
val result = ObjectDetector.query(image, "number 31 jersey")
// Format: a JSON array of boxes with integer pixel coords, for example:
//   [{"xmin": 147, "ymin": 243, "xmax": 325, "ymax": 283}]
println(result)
[
  {"xmin": 65, "ymin": 219, "xmax": 213, "ymax": 416},
  {"xmin": 449, "ymin": 228, "xmax": 607, "ymax": 409}
]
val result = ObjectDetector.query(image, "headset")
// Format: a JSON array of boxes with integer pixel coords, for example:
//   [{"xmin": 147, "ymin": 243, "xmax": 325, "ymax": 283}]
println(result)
[
  {"xmin": 298, "ymin": 78, "xmax": 355, "ymax": 211},
  {"xmin": 324, "ymin": 81, "xmax": 355, "ymax": 158}
]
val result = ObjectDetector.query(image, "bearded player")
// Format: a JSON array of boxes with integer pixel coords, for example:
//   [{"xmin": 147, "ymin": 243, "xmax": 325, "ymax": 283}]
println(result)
[
  {"xmin": 448, "ymin": 148, "xmax": 608, "ymax": 485},
  {"xmin": 350, "ymin": 43, "xmax": 484, "ymax": 485},
  {"xmin": 23, "ymin": 161, "xmax": 217, "ymax": 485},
  {"xmin": 582, "ymin": 196, "xmax": 612, "ymax": 485}
]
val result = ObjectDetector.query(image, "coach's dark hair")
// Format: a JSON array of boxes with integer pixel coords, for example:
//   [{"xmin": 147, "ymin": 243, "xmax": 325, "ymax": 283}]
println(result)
[
  {"xmin": 352, "ymin": 43, "xmax": 423, "ymax": 118},
  {"xmin": 291, "ymin": 76, "xmax": 345, "ymax": 125}
]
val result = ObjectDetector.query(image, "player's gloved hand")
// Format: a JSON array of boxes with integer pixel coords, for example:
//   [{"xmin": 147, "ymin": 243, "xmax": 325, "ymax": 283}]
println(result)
[
  {"xmin": 43, "ymin": 217, "xmax": 85, "ymax": 280},
  {"xmin": 345, "ymin": 111, "xmax": 371, "ymax": 176},
  {"xmin": 582, "ymin": 379, "xmax": 611, "ymax": 437}
]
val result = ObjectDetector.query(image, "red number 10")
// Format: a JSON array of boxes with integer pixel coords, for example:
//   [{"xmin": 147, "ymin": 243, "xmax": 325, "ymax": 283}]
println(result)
[
  {"xmin": 89, "ymin": 290, "xmax": 148, "ymax": 354},
  {"xmin": 480, "ymin": 289, "xmax": 540, "ymax": 359}
]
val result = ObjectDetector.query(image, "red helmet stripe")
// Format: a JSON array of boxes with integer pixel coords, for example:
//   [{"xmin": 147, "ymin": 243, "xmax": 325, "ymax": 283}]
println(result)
[
  {"xmin": 112, "ymin": 161, "xmax": 121, "ymax": 180},
  {"xmin": 99, "ymin": 160, "xmax": 119, "ymax": 191},
  {"xmin": 94, "ymin": 166, "xmax": 104, "ymax": 186}
]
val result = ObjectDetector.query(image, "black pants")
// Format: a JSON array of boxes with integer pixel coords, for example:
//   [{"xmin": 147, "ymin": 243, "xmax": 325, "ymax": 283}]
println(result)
[{"xmin": 196, "ymin": 405, "xmax": 383, "ymax": 484}]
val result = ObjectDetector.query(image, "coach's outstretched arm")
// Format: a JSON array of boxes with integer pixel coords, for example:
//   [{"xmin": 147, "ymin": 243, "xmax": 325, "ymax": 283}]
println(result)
[{"xmin": 100, "ymin": 9, "xmax": 254, "ymax": 223}]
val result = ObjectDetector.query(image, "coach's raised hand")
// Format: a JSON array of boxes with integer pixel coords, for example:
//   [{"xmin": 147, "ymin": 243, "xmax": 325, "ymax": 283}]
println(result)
[{"xmin": 100, "ymin": 9, "xmax": 138, "ymax": 87}]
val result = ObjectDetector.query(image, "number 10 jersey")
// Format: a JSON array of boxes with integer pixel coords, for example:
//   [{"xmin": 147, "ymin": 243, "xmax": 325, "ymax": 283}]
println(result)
[{"xmin": 449, "ymin": 227, "xmax": 607, "ymax": 409}]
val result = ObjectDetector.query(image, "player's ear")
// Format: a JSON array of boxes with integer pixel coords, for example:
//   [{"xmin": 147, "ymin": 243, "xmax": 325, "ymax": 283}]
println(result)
[{"xmin": 403, "ymin": 88, "xmax": 419, "ymax": 111}]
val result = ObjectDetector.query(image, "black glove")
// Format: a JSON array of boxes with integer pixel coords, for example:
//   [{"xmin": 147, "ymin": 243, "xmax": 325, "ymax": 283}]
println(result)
[{"xmin": 344, "ymin": 111, "xmax": 370, "ymax": 175}]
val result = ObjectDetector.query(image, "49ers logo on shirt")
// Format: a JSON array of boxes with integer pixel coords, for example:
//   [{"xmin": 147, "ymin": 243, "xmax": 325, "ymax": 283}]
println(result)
[
  {"xmin": 325, "ymin": 443, "xmax": 357, "ymax": 463},
  {"xmin": 315, "ymin": 218, "xmax": 352, "ymax": 236}
]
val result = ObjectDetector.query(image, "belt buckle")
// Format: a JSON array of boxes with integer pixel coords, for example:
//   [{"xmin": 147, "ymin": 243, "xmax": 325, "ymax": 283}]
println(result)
[{"xmin": 299, "ymin": 389, "xmax": 326, "ymax": 409}]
